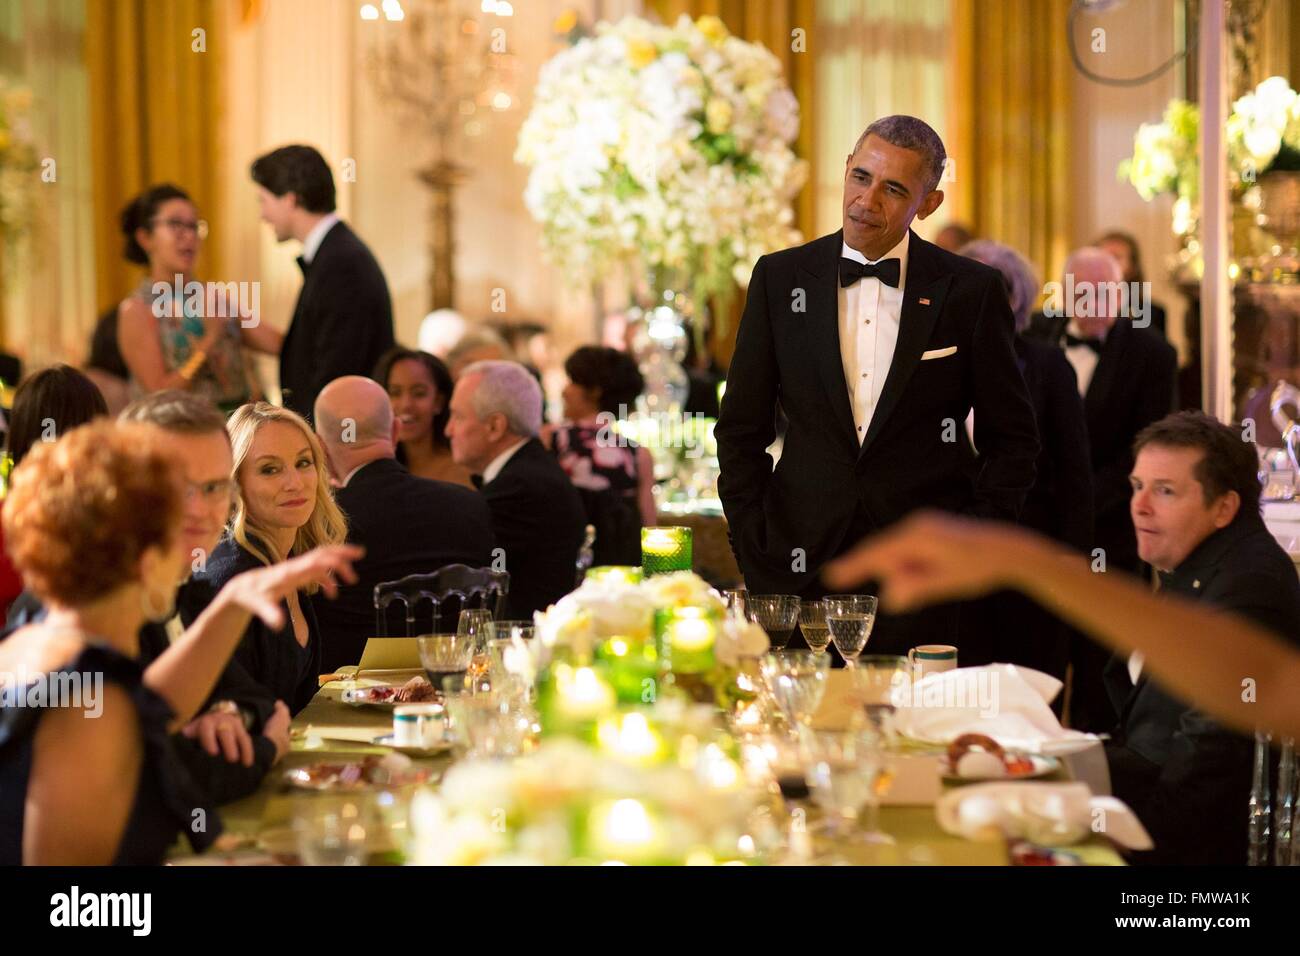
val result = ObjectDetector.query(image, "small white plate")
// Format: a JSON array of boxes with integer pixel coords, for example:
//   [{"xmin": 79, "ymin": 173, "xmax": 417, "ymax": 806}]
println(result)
[
  {"xmin": 941, "ymin": 752, "xmax": 1059, "ymax": 784},
  {"xmin": 372, "ymin": 733, "xmax": 452, "ymax": 757}
]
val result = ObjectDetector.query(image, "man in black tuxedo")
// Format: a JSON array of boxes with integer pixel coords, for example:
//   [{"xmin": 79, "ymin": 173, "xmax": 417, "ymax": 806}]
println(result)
[
  {"xmin": 716, "ymin": 115, "xmax": 1039, "ymax": 656},
  {"xmin": 313, "ymin": 376, "xmax": 495, "ymax": 671},
  {"xmin": 251, "ymin": 145, "xmax": 394, "ymax": 421},
  {"xmin": 446, "ymin": 360, "xmax": 586, "ymax": 619},
  {"xmin": 1028, "ymin": 247, "xmax": 1177, "ymax": 730},
  {"xmin": 1106, "ymin": 411, "xmax": 1300, "ymax": 864}
]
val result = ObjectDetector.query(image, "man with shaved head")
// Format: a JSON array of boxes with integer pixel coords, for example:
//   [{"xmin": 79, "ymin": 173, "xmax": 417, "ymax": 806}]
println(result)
[
  {"xmin": 1032, "ymin": 247, "xmax": 1177, "ymax": 731},
  {"xmin": 313, "ymin": 376, "xmax": 494, "ymax": 670}
]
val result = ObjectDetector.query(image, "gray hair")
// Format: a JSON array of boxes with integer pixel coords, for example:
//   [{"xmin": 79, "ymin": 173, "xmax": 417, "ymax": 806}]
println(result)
[
  {"xmin": 959, "ymin": 239, "xmax": 1040, "ymax": 334},
  {"xmin": 854, "ymin": 115, "xmax": 947, "ymax": 194},
  {"xmin": 460, "ymin": 360, "xmax": 542, "ymax": 438}
]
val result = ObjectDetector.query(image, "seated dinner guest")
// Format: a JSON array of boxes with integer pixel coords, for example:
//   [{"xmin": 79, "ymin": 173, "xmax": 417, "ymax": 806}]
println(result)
[
  {"xmin": 544, "ymin": 345, "xmax": 657, "ymax": 566},
  {"xmin": 1, "ymin": 365, "xmax": 109, "ymax": 623},
  {"xmin": 116, "ymin": 184, "xmax": 282, "ymax": 414},
  {"xmin": 183, "ymin": 402, "xmax": 349, "ymax": 714},
  {"xmin": 375, "ymin": 346, "xmax": 473, "ymax": 488},
  {"xmin": 313, "ymin": 376, "xmax": 495, "ymax": 670},
  {"xmin": 447, "ymin": 361, "xmax": 585, "ymax": 619},
  {"xmin": 0, "ymin": 421, "xmax": 359, "ymax": 864},
  {"xmin": 1107, "ymin": 411, "xmax": 1300, "ymax": 865}
]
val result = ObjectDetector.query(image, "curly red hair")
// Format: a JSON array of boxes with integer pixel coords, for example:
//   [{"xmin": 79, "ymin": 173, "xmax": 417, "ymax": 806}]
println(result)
[{"xmin": 3, "ymin": 420, "xmax": 182, "ymax": 606}]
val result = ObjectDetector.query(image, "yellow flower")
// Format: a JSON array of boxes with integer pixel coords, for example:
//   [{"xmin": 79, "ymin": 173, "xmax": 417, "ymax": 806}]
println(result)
[
  {"xmin": 696, "ymin": 14, "xmax": 728, "ymax": 46},
  {"xmin": 706, "ymin": 97, "xmax": 733, "ymax": 135},
  {"xmin": 627, "ymin": 37, "xmax": 657, "ymax": 69},
  {"xmin": 553, "ymin": 8, "xmax": 577, "ymax": 33}
]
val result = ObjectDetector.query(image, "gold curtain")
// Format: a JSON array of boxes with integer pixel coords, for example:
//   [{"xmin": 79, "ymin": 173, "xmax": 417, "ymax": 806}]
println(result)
[
  {"xmin": 949, "ymin": 0, "xmax": 1073, "ymax": 289},
  {"xmin": 86, "ymin": 0, "xmax": 225, "ymax": 313},
  {"xmin": 648, "ymin": 0, "xmax": 815, "ymax": 363}
]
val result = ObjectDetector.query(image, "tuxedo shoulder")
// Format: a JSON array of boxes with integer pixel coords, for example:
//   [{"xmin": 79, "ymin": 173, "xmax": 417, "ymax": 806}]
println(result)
[
  {"xmin": 759, "ymin": 231, "xmax": 842, "ymax": 272},
  {"xmin": 1127, "ymin": 323, "xmax": 1178, "ymax": 361}
]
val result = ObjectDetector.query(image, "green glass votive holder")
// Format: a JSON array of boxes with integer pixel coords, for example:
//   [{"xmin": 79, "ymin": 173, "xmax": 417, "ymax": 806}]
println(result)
[
  {"xmin": 642, "ymin": 526, "xmax": 693, "ymax": 576},
  {"xmin": 654, "ymin": 605, "xmax": 718, "ymax": 677},
  {"xmin": 535, "ymin": 660, "xmax": 618, "ymax": 741},
  {"xmin": 585, "ymin": 565, "xmax": 644, "ymax": 585},
  {"xmin": 596, "ymin": 635, "xmax": 659, "ymax": 705}
]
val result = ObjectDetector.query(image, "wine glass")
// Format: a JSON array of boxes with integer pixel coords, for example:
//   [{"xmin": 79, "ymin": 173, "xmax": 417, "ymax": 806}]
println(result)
[
  {"xmin": 802, "ymin": 728, "xmax": 893, "ymax": 850},
  {"xmin": 724, "ymin": 588, "xmax": 750, "ymax": 621},
  {"xmin": 416, "ymin": 633, "xmax": 476, "ymax": 689},
  {"xmin": 824, "ymin": 594, "xmax": 878, "ymax": 667},
  {"xmin": 798, "ymin": 600, "xmax": 831, "ymax": 655},
  {"xmin": 761, "ymin": 649, "xmax": 829, "ymax": 732},
  {"xmin": 749, "ymin": 594, "xmax": 800, "ymax": 650},
  {"xmin": 852, "ymin": 655, "xmax": 910, "ymax": 740},
  {"xmin": 458, "ymin": 608, "xmax": 497, "ymax": 678}
]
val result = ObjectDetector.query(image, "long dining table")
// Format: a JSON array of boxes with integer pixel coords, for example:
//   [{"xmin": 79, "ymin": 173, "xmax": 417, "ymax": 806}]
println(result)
[{"xmin": 197, "ymin": 669, "xmax": 1126, "ymax": 866}]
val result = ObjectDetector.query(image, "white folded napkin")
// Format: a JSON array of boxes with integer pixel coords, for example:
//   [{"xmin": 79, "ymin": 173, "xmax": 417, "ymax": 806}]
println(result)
[
  {"xmin": 936, "ymin": 781, "xmax": 1153, "ymax": 850},
  {"xmin": 891, "ymin": 663, "xmax": 1099, "ymax": 752}
]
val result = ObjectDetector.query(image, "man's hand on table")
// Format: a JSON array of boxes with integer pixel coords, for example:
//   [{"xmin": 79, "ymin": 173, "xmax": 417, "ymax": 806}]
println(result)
[
  {"xmin": 262, "ymin": 700, "xmax": 292, "ymax": 764},
  {"xmin": 182, "ymin": 703, "xmax": 256, "ymax": 766}
]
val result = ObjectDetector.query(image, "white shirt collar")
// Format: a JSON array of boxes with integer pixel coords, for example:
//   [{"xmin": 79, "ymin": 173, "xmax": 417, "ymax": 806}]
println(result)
[
  {"xmin": 481, "ymin": 437, "xmax": 529, "ymax": 486},
  {"xmin": 841, "ymin": 230, "xmax": 910, "ymax": 291},
  {"xmin": 302, "ymin": 213, "xmax": 341, "ymax": 264}
]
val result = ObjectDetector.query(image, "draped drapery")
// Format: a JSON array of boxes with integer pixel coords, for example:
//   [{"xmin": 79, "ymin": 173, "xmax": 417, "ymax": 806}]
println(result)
[{"xmin": 86, "ymin": 0, "xmax": 225, "ymax": 314}]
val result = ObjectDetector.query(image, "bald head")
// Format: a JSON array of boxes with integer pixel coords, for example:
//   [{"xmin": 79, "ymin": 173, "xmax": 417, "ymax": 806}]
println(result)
[
  {"xmin": 1063, "ymin": 246, "xmax": 1122, "ymax": 285},
  {"xmin": 1062, "ymin": 246, "xmax": 1125, "ymax": 338},
  {"xmin": 314, "ymin": 376, "xmax": 397, "ymax": 481}
]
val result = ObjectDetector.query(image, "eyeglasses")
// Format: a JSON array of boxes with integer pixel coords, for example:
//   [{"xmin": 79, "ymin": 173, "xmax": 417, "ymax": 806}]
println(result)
[
  {"xmin": 150, "ymin": 217, "xmax": 209, "ymax": 240},
  {"xmin": 184, "ymin": 478, "xmax": 234, "ymax": 503}
]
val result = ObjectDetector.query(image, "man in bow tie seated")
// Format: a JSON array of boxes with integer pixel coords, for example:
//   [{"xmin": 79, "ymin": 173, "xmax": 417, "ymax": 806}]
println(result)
[
  {"xmin": 251, "ymin": 145, "xmax": 395, "ymax": 422},
  {"xmin": 447, "ymin": 360, "xmax": 586, "ymax": 620},
  {"xmin": 312, "ymin": 376, "xmax": 495, "ymax": 671},
  {"xmin": 1107, "ymin": 411, "xmax": 1300, "ymax": 864},
  {"xmin": 715, "ymin": 114, "xmax": 1040, "ymax": 657},
  {"xmin": 1030, "ymin": 247, "xmax": 1177, "ymax": 732}
]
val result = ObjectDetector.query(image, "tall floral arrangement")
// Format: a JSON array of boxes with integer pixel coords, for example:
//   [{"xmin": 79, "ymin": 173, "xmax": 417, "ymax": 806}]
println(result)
[
  {"xmin": 515, "ymin": 14, "xmax": 807, "ymax": 310},
  {"xmin": 0, "ymin": 79, "xmax": 38, "ymax": 257},
  {"xmin": 1120, "ymin": 75, "xmax": 1300, "ymax": 237}
]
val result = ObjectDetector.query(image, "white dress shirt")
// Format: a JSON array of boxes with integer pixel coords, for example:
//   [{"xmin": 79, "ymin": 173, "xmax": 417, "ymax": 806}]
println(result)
[
  {"xmin": 301, "ymin": 213, "xmax": 341, "ymax": 265},
  {"xmin": 1063, "ymin": 319, "xmax": 1104, "ymax": 397},
  {"xmin": 838, "ymin": 231, "xmax": 909, "ymax": 442},
  {"xmin": 481, "ymin": 437, "xmax": 528, "ymax": 486}
]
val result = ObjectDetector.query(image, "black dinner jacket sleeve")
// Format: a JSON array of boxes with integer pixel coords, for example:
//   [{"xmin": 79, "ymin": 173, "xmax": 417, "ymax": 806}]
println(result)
[{"xmin": 1031, "ymin": 340, "xmax": 1094, "ymax": 551}]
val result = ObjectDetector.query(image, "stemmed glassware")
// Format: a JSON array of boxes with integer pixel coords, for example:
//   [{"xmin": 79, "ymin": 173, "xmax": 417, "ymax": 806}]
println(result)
[
  {"xmin": 802, "ymin": 727, "xmax": 894, "ymax": 851},
  {"xmin": 823, "ymin": 594, "xmax": 878, "ymax": 666},
  {"xmin": 760, "ymin": 649, "xmax": 830, "ymax": 734},
  {"xmin": 852, "ymin": 655, "xmax": 910, "ymax": 740},
  {"xmin": 458, "ymin": 608, "xmax": 496, "ymax": 679},
  {"xmin": 749, "ymin": 594, "xmax": 801, "ymax": 650},
  {"xmin": 798, "ymin": 600, "xmax": 831, "ymax": 655}
]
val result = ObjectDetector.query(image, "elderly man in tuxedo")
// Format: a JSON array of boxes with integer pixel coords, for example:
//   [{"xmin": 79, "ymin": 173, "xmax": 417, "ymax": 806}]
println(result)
[{"xmin": 716, "ymin": 115, "xmax": 1039, "ymax": 657}]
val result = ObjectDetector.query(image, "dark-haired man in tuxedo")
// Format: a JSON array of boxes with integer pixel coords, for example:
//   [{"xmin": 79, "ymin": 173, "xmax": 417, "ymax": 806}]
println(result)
[
  {"xmin": 447, "ymin": 360, "xmax": 586, "ymax": 619},
  {"xmin": 716, "ymin": 115, "xmax": 1039, "ymax": 657},
  {"xmin": 1030, "ymin": 246, "xmax": 1177, "ymax": 731},
  {"xmin": 252, "ymin": 144, "xmax": 394, "ymax": 421}
]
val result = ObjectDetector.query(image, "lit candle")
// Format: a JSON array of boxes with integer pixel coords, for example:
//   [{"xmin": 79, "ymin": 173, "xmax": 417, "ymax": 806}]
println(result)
[
  {"xmin": 641, "ymin": 526, "xmax": 692, "ymax": 575},
  {"xmin": 585, "ymin": 565, "xmax": 644, "ymax": 585},
  {"xmin": 596, "ymin": 712, "xmax": 665, "ymax": 765},
  {"xmin": 587, "ymin": 798, "xmax": 664, "ymax": 863},
  {"xmin": 555, "ymin": 665, "xmax": 616, "ymax": 722}
]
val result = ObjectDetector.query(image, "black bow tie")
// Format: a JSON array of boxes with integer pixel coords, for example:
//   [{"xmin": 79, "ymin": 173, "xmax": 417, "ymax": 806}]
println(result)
[
  {"xmin": 839, "ymin": 257, "xmax": 900, "ymax": 289},
  {"xmin": 1064, "ymin": 332, "xmax": 1103, "ymax": 354},
  {"xmin": 470, "ymin": 474, "xmax": 485, "ymax": 490},
  {"xmin": 296, "ymin": 255, "xmax": 311, "ymax": 277}
]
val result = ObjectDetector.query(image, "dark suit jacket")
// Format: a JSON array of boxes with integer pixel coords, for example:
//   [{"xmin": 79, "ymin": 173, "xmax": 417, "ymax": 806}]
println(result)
[
  {"xmin": 315, "ymin": 457, "xmax": 496, "ymax": 671},
  {"xmin": 715, "ymin": 229, "xmax": 1039, "ymax": 597},
  {"xmin": 480, "ymin": 439, "xmax": 586, "ymax": 619},
  {"xmin": 1016, "ymin": 337, "xmax": 1093, "ymax": 551},
  {"xmin": 1104, "ymin": 514, "xmax": 1300, "ymax": 865},
  {"xmin": 280, "ymin": 221, "xmax": 394, "ymax": 421},
  {"xmin": 1029, "ymin": 314, "xmax": 1177, "ymax": 571},
  {"xmin": 182, "ymin": 537, "xmax": 321, "ymax": 715}
]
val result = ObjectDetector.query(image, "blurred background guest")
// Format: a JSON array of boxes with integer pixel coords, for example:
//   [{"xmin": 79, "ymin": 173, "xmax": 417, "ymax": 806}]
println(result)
[
  {"xmin": 1034, "ymin": 246, "xmax": 1177, "ymax": 731},
  {"xmin": 115, "ymin": 184, "xmax": 282, "ymax": 414},
  {"xmin": 374, "ymin": 346, "xmax": 472, "ymax": 487},
  {"xmin": 2, "ymin": 365, "xmax": 109, "ymax": 621},
  {"xmin": 185, "ymin": 403, "xmax": 347, "ymax": 714},
  {"xmin": 446, "ymin": 324, "xmax": 512, "ymax": 380},
  {"xmin": 251, "ymin": 145, "xmax": 392, "ymax": 421},
  {"xmin": 1096, "ymin": 229, "xmax": 1168, "ymax": 339},
  {"xmin": 84, "ymin": 306, "xmax": 132, "ymax": 415},
  {"xmin": 448, "ymin": 360, "xmax": 584, "ymax": 618},
  {"xmin": 933, "ymin": 221, "xmax": 973, "ymax": 253},
  {"xmin": 544, "ymin": 346, "xmax": 656, "ymax": 566},
  {"xmin": 313, "ymin": 376, "xmax": 494, "ymax": 669},
  {"xmin": 958, "ymin": 240, "xmax": 1093, "ymax": 684}
]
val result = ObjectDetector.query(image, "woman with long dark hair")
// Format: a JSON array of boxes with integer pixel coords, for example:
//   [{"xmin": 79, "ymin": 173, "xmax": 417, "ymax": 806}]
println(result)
[{"xmin": 374, "ymin": 347, "xmax": 473, "ymax": 487}]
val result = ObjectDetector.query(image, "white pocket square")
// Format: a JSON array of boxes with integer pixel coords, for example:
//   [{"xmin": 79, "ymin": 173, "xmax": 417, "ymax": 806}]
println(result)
[{"xmin": 920, "ymin": 346, "xmax": 958, "ymax": 360}]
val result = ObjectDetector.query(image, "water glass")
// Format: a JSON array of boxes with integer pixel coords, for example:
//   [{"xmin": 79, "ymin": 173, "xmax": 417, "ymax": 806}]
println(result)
[
  {"xmin": 798, "ymin": 600, "xmax": 831, "ymax": 654},
  {"xmin": 749, "ymin": 594, "xmax": 801, "ymax": 650},
  {"xmin": 761, "ymin": 649, "xmax": 829, "ymax": 729},
  {"xmin": 824, "ymin": 594, "xmax": 878, "ymax": 666},
  {"xmin": 292, "ymin": 795, "xmax": 375, "ymax": 866}
]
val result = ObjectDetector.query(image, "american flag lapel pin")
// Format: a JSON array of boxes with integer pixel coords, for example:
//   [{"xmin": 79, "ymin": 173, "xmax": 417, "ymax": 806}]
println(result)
[{"xmin": 919, "ymin": 297, "xmax": 931, "ymax": 306}]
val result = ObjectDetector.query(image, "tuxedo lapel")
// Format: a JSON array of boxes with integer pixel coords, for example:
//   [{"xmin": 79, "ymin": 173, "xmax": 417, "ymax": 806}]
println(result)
[
  {"xmin": 797, "ymin": 232, "xmax": 857, "ymax": 450},
  {"xmin": 860, "ymin": 231, "xmax": 951, "ymax": 457}
]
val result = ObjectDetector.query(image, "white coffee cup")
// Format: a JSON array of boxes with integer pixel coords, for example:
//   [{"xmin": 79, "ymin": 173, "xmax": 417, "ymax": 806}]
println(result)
[
  {"xmin": 394, "ymin": 703, "xmax": 444, "ymax": 748},
  {"xmin": 908, "ymin": 644, "xmax": 958, "ymax": 677}
]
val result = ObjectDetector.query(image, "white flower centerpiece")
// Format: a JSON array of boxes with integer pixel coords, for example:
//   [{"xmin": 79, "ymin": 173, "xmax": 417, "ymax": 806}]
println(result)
[{"xmin": 515, "ymin": 14, "xmax": 807, "ymax": 315}]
